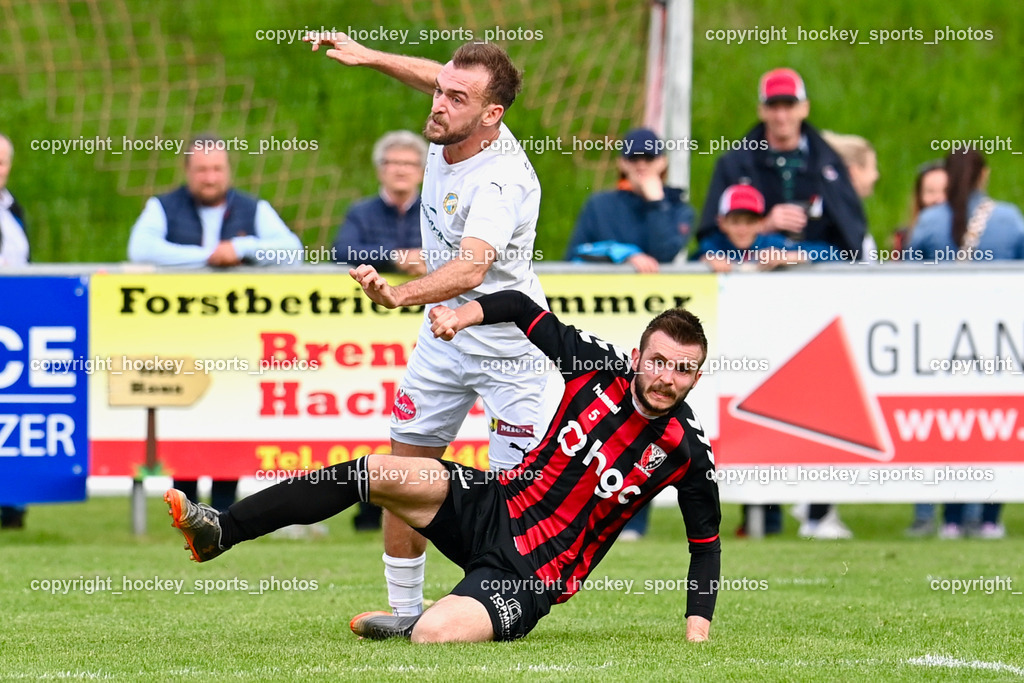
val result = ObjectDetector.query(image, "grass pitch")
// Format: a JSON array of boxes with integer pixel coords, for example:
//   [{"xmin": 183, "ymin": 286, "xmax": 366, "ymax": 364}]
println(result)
[{"xmin": 1, "ymin": 497, "xmax": 1022, "ymax": 681}]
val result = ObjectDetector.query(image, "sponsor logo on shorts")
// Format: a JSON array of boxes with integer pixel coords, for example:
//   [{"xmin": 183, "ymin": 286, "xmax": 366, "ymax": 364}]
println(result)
[
  {"xmin": 637, "ymin": 443, "xmax": 667, "ymax": 475},
  {"xmin": 443, "ymin": 192, "xmax": 458, "ymax": 215},
  {"xmin": 489, "ymin": 592, "xmax": 522, "ymax": 638},
  {"xmin": 392, "ymin": 389, "xmax": 417, "ymax": 421},
  {"xmin": 489, "ymin": 418, "xmax": 535, "ymax": 438}
]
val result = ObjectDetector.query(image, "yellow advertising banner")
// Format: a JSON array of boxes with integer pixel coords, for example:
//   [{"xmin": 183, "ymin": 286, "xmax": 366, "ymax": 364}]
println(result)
[{"xmin": 88, "ymin": 272, "xmax": 717, "ymax": 479}]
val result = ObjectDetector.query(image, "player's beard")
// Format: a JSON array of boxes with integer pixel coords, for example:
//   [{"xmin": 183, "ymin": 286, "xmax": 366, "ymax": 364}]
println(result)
[
  {"xmin": 423, "ymin": 112, "xmax": 482, "ymax": 145},
  {"xmin": 633, "ymin": 375, "xmax": 688, "ymax": 417}
]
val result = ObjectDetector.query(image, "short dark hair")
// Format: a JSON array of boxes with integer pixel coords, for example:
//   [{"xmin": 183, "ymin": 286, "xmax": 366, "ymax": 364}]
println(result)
[
  {"xmin": 451, "ymin": 42, "xmax": 522, "ymax": 109},
  {"xmin": 640, "ymin": 309, "xmax": 708, "ymax": 365}
]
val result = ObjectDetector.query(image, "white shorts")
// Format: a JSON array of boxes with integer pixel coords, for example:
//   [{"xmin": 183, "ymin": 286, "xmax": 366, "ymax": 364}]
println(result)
[{"xmin": 390, "ymin": 325, "xmax": 549, "ymax": 471}]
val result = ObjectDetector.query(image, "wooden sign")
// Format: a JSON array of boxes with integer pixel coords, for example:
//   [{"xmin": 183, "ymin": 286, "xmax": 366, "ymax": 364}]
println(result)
[{"xmin": 108, "ymin": 356, "xmax": 210, "ymax": 407}]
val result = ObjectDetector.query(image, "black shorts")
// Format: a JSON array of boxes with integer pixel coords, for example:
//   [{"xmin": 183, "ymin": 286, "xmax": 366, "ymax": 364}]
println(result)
[{"xmin": 415, "ymin": 461, "xmax": 551, "ymax": 641}]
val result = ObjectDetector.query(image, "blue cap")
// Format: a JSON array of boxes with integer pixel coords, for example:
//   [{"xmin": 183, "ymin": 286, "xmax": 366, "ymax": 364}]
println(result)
[{"xmin": 621, "ymin": 128, "xmax": 663, "ymax": 158}]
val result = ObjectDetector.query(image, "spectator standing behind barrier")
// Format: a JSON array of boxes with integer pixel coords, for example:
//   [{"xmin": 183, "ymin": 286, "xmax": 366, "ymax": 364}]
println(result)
[
  {"xmin": 821, "ymin": 130, "xmax": 880, "ymax": 260},
  {"xmin": 565, "ymin": 128, "xmax": 694, "ymax": 273},
  {"xmin": 127, "ymin": 134, "xmax": 301, "ymax": 512},
  {"xmin": 908, "ymin": 148, "xmax": 1022, "ymax": 540},
  {"xmin": 910, "ymin": 149, "xmax": 1024, "ymax": 260},
  {"xmin": 698, "ymin": 68, "xmax": 866, "ymax": 261},
  {"xmin": 333, "ymin": 131, "xmax": 428, "ymax": 277},
  {"xmin": 335, "ymin": 131, "xmax": 428, "ymax": 531},
  {"xmin": 127, "ymin": 134, "xmax": 302, "ymax": 268},
  {"xmin": 899, "ymin": 161, "xmax": 949, "ymax": 537},
  {"xmin": 0, "ymin": 134, "xmax": 29, "ymax": 267},
  {"xmin": 0, "ymin": 133, "xmax": 29, "ymax": 529},
  {"xmin": 898, "ymin": 162, "xmax": 981, "ymax": 537},
  {"xmin": 893, "ymin": 160, "xmax": 947, "ymax": 256},
  {"xmin": 789, "ymin": 130, "xmax": 881, "ymax": 539}
]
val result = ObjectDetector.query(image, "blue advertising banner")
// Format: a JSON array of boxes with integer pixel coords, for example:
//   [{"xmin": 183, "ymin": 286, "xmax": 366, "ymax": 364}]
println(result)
[{"xmin": 0, "ymin": 276, "xmax": 89, "ymax": 504}]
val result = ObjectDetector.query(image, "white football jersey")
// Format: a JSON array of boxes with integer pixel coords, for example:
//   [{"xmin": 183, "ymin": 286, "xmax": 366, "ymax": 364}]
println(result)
[{"xmin": 419, "ymin": 122, "xmax": 548, "ymax": 357}]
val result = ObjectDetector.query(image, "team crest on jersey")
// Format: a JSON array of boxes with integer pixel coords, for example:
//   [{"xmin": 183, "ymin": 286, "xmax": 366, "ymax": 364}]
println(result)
[
  {"xmin": 637, "ymin": 443, "xmax": 667, "ymax": 474},
  {"xmin": 489, "ymin": 418, "xmax": 535, "ymax": 437},
  {"xmin": 392, "ymin": 389, "xmax": 417, "ymax": 421},
  {"xmin": 443, "ymin": 192, "xmax": 459, "ymax": 215}
]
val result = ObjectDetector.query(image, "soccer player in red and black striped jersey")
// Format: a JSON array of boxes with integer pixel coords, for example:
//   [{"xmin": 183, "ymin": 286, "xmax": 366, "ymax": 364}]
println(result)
[{"xmin": 164, "ymin": 290, "xmax": 721, "ymax": 643}]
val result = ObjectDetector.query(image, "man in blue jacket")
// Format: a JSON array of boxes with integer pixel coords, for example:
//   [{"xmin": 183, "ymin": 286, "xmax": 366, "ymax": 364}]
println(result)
[
  {"xmin": 333, "ymin": 130, "xmax": 428, "ymax": 275},
  {"xmin": 698, "ymin": 68, "xmax": 865, "ymax": 259},
  {"xmin": 565, "ymin": 128, "xmax": 694, "ymax": 272}
]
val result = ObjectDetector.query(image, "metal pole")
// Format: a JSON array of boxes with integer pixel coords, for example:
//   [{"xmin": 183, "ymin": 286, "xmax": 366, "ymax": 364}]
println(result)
[
  {"xmin": 664, "ymin": 0, "xmax": 694, "ymax": 192},
  {"xmin": 131, "ymin": 407, "xmax": 157, "ymax": 535}
]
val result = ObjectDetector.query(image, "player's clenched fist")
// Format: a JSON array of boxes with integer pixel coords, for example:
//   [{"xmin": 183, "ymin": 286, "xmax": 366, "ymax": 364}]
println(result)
[
  {"xmin": 430, "ymin": 301, "xmax": 484, "ymax": 342},
  {"xmin": 303, "ymin": 31, "xmax": 372, "ymax": 66},
  {"xmin": 429, "ymin": 305, "xmax": 459, "ymax": 341}
]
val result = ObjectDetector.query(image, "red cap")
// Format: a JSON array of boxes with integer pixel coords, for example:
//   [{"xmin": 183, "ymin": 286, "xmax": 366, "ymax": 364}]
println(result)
[
  {"xmin": 758, "ymin": 68, "xmax": 807, "ymax": 104},
  {"xmin": 718, "ymin": 184, "xmax": 765, "ymax": 216}
]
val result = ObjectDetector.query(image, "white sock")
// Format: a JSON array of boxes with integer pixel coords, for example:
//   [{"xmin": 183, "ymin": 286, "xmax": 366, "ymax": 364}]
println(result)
[{"xmin": 383, "ymin": 553, "xmax": 426, "ymax": 616}]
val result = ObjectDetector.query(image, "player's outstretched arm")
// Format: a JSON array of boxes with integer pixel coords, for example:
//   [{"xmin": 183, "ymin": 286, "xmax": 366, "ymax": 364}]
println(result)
[
  {"xmin": 434, "ymin": 290, "xmax": 630, "ymax": 383},
  {"xmin": 350, "ymin": 237, "xmax": 496, "ymax": 309},
  {"xmin": 304, "ymin": 31, "xmax": 440, "ymax": 94},
  {"xmin": 430, "ymin": 290, "xmax": 542, "ymax": 343}
]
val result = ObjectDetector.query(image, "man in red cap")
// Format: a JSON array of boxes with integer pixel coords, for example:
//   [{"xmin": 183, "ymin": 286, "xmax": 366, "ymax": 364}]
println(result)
[{"xmin": 698, "ymin": 68, "xmax": 865, "ymax": 262}]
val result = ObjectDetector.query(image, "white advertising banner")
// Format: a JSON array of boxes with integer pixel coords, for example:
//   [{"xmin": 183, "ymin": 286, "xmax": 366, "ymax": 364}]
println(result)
[{"xmin": 715, "ymin": 270, "xmax": 1024, "ymax": 502}]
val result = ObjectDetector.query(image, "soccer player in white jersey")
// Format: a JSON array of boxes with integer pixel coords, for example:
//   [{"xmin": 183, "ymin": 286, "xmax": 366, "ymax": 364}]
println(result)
[{"xmin": 306, "ymin": 34, "xmax": 549, "ymax": 618}]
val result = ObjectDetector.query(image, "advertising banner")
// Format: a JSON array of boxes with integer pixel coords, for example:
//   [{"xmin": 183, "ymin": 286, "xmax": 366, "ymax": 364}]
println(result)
[
  {"xmin": 0, "ymin": 276, "xmax": 89, "ymax": 504},
  {"xmin": 89, "ymin": 272, "xmax": 717, "ymax": 480},
  {"xmin": 715, "ymin": 271, "xmax": 1024, "ymax": 502}
]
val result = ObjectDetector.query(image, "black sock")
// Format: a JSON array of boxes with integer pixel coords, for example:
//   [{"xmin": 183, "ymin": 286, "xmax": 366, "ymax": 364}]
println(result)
[
  {"xmin": 218, "ymin": 459, "xmax": 369, "ymax": 548},
  {"xmin": 808, "ymin": 504, "xmax": 830, "ymax": 522}
]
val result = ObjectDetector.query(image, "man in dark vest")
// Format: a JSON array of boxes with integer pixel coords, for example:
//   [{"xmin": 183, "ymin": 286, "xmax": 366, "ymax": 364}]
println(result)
[
  {"xmin": 128, "ymin": 134, "xmax": 301, "ymax": 268},
  {"xmin": 128, "ymin": 134, "xmax": 301, "ymax": 511}
]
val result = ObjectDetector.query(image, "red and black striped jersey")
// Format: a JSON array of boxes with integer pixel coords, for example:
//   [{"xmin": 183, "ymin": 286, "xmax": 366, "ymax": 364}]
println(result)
[{"xmin": 478, "ymin": 291, "xmax": 721, "ymax": 619}]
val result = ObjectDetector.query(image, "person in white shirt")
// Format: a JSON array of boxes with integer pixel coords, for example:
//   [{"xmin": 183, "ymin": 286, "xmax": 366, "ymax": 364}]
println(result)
[
  {"xmin": 0, "ymin": 134, "xmax": 30, "ymax": 267},
  {"xmin": 128, "ymin": 134, "xmax": 303, "ymax": 514},
  {"xmin": 306, "ymin": 35, "xmax": 549, "ymax": 620},
  {"xmin": 0, "ymin": 132, "xmax": 31, "ymax": 529},
  {"xmin": 127, "ymin": 134, "xmax": 301, "ymax": 268}
]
